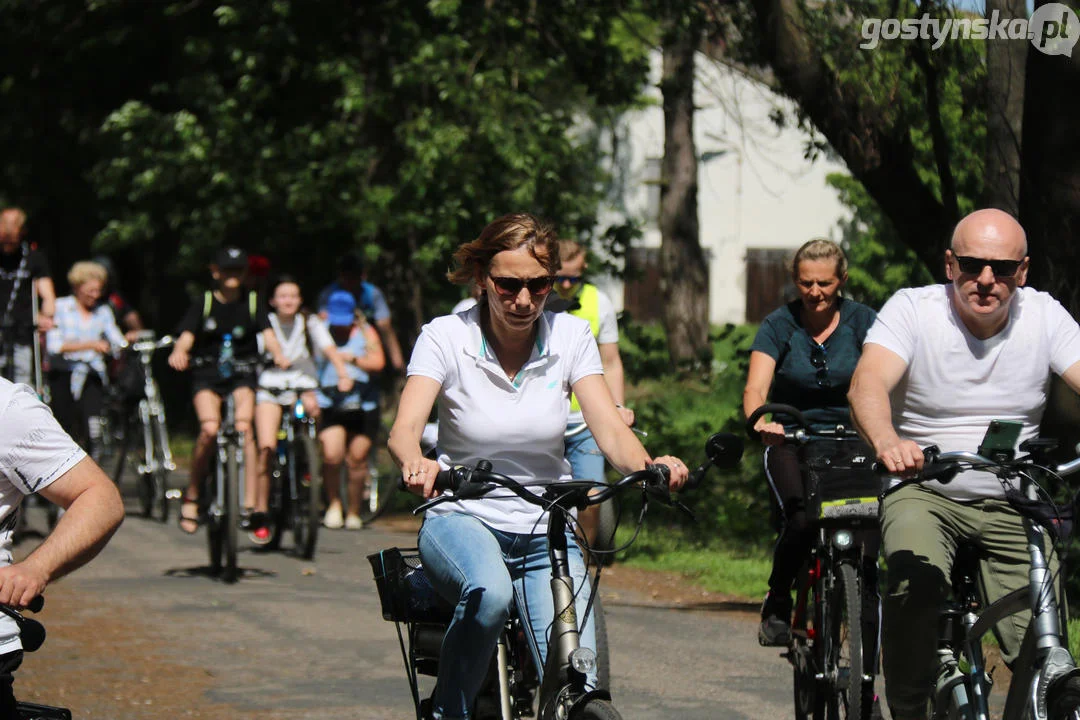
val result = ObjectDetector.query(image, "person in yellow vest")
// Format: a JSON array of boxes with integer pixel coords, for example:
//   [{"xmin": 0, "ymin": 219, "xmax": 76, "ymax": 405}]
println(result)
[{"xmin": 554, "ymin": 240, "xmax": 634, "ymax": 552}]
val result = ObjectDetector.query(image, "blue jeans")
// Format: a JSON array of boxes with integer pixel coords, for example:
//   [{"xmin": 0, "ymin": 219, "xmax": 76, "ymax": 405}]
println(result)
[
  {"xmin": 565, "ymin": 427, "xmax": 604, "ymax": 484},
  {"xmin": 418, "ymin": 513, "xmax": 598, "ymax": 720}
]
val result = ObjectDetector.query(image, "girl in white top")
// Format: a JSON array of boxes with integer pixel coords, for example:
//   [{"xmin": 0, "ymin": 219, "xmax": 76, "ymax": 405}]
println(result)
[
  {"xmin": 251, "ymin": 276, "xmax": 352, "ymax": 540},
  {"xmin": 389, "ymin": 212, "xmax": 690, "ymax": 720}
]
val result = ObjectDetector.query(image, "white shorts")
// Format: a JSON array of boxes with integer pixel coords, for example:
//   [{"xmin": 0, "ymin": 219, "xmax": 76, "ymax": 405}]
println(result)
[{"xmin": 257, "ymin": 368, "xmax": 317, "ymax": 406}]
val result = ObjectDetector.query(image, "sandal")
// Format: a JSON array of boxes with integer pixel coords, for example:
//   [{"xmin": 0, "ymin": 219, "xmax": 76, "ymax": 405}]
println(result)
[{"xmin": 179, "ymin": 494, "xmax": 201, "ymax": 535}]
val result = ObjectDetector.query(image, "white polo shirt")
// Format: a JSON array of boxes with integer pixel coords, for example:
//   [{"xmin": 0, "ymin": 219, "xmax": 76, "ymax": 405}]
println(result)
[
  {"xmin": 866, "ymin": 285, "xmax": 1080, "ymax": 500},
  {"xmin": 408, "ymin": 306, "xmax": 604, "ymax": 533}
]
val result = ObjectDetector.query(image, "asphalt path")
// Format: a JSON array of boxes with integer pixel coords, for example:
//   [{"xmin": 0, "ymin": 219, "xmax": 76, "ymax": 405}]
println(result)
[{"xmin": 12, "ymin": 475, "xmax": 815, "ymax": 719}]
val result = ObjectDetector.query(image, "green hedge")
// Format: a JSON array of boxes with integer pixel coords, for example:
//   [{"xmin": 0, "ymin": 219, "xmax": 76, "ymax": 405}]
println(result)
[{"xmin": 617, "ymin": 322, "xmax": 774, "ymax": 549}]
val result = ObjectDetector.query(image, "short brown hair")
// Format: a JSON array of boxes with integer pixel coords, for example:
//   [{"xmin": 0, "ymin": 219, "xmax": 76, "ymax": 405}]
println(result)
[
  {"xmin": 791, "ymin": 238, "xmax": 848, "ymax": 278},
  {"xmin": 557, "ymin": 239, "xmax": 585, "ymax": 264},
  {"xmin": 448, "ymin": 213, "xmax": 560, "ymax": 285}
]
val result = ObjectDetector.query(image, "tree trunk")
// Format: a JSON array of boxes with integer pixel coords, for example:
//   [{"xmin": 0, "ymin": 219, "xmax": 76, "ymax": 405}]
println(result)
[
  {"xmin": 1019, "ymin": 6, "xmax": 1080, "ymax": 314},
  {"xmin": 983, "ymin": 0, "xmax": 1027, "ymax": 215},
  {"xmin": 659, "ymin": 15, "xmax": 710, "ymax": 369}
]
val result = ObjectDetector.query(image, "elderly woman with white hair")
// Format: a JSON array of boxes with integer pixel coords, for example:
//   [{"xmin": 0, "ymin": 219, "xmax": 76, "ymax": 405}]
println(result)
[{"xmin": 46, "ymin": 261, "xmax": 126, "ymax": 455}]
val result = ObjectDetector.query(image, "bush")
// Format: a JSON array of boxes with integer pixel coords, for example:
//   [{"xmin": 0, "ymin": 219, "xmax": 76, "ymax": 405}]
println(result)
[{"xmin": 616, "ymin": 321, "xmax": 774, "ymax": 548}]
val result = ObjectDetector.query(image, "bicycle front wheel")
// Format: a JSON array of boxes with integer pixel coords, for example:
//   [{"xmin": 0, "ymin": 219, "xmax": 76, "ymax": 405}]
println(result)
[
  {"xmin": 293, "ymin": 430, "xmax": 321, "ymax": 559},
  {"xmin": 823, "ymin": 561, "xmax": 866, "ymax": 720},
  {"xmin": 358, "ymin": 460, "xmax": 394, "ymax": 523},
  {"xmin": 222, "ymin": 444, "xmax": 240, "ymax": 582},
  {"xmin": 1047, "ymin": 673, "xmax": 1080, "ymax": 720},
  {"xmin": 567, "ymin": 698, "xmax": 623, "ymax": 720}
]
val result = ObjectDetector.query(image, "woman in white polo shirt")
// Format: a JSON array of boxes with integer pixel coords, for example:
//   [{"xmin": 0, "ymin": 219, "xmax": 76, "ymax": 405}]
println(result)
[{"xmin": 389, "ymin": 213, "xmax": 689, "ymax": 720}]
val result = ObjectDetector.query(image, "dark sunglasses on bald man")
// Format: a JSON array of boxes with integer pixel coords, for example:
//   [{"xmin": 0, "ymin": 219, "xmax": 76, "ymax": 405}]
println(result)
[
  {"xmin": 954, "ymin": 256, "xmax": 1023, "ymax": 277},
  {"xmin": 555, "ymin": 275, "xmax": 584, "ymax": 286},
  {"xmin": 489, "ymin": 275, "xmax": 556, "ymax": 297}
]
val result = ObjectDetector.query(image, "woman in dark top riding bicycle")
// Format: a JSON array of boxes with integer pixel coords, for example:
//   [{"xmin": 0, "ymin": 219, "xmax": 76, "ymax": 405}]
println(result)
[{"xmin": 742, "ymin": 238, "xmax": 877, "ymax": 646}]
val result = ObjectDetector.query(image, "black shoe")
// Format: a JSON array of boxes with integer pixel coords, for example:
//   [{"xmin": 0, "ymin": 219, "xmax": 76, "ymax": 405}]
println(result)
[{"xmin": 758, "ymin": 615, "xmax": 792, "ymax": 646}]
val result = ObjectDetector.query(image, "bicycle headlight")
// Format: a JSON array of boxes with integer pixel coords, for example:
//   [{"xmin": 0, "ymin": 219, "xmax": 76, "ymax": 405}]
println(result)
[
  {"xmin": 294, "ymin": 401, "xmax": 305, "ymax": 419},
  {"xmin": 832, "ymin": 530, "xmax": 854, "ymax": 550},
  {"xmin": 569, "ymin": 647, "xmax": 597, "ymax": 674}
]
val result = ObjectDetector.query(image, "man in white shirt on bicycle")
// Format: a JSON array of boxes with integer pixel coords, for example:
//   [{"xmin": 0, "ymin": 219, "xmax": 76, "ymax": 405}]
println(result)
[
  {"xmin": 0, "ymin": 378, "xmax": 125, "ymax": 713},
  {"xmin": 848, "ymin": 208, "xmax": 1080, "ymax": 720}
]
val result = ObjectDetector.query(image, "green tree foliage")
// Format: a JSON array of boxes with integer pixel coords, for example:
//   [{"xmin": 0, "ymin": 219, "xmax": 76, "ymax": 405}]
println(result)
[{"xmin": 0, "ymin": 0, "xmax": 652, "ymax": 334}]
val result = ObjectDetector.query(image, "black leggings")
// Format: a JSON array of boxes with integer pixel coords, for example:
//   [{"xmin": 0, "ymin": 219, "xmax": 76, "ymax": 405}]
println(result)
[
  {"xmin": 48, "ymin": 369, "xmax": 105, "ymax": 454},
  {"xmin": 762, "ymin": 444, "xmax": 881, "ymax": 619}
]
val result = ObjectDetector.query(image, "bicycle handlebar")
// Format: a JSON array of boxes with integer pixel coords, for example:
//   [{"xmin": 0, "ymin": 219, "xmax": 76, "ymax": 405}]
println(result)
[
  {"xmin": 403, "ymin": 462, "xmax": 678, "ymax": 518},
  {"xmin": 745, "ymin": 403, "xmax": 861, "ymax": 443},
  {"xmin": 0, "ymin": 595, "xmax": 45, "ymax": 653}
]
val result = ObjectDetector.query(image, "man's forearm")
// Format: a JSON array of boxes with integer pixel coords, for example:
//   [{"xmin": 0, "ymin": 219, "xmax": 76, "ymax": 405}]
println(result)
[
  {"xmin": 376, "ymin": 318, "xmax": 404, "ymax": 370},
  {"xmin": 848, "ymin": 379, "xmax": 901, "ymax": 453},
  {"xmin": 26, "ymin": 482, "xmax": 124, "ymax": 584}
]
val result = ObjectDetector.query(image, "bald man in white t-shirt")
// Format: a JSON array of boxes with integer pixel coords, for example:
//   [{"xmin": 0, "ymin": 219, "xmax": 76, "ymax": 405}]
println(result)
[{"xmin": 848, "ymin": 209, "xmax": 1080, "ymax": 720}]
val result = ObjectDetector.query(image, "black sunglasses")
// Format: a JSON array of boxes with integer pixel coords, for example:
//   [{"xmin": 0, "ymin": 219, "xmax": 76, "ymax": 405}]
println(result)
[
  {"xmin": 954, "ymin": 256, "xmax": 1023, "ymax": 277},
  {"xmin": 555, "ymin": 275, "xmax": 584, "ymax": 285},
  {"xmin": 810, "ymin": 343, "xmax": 829, "ymax": 387},
  {"xmin": 489, "ymin": 275, "xmax": 555, "ymax": 297}
]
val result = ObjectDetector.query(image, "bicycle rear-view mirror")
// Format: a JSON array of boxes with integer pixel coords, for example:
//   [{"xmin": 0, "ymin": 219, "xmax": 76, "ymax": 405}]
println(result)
[{"xmin": 705, "ymin": 432, "xmax": 744, "ymax": 469}]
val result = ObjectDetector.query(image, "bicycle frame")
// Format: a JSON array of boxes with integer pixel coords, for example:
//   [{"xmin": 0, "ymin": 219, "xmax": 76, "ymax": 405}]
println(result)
[
  {"xmin": 892, "ymin": 449, "xmax": 1080, "ymax": 720},
  {"xmin": 935, "ymin": 476, "xmax": 1075, "ymax": 720},
  {"xmin": 132, "ymin": 337, "xmax": 175, "ymax": 477}
]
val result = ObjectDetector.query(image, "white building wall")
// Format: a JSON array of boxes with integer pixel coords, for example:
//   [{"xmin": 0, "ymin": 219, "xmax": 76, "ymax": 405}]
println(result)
[{"xmin": 598, "ymin": 51, "xmax": 851, "ymax": 324}]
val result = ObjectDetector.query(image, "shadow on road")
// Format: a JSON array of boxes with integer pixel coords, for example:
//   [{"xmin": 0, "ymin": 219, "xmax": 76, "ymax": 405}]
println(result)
[{"xmin": 163, "ymin": 566, "xmax": 278, "ymax": 582}]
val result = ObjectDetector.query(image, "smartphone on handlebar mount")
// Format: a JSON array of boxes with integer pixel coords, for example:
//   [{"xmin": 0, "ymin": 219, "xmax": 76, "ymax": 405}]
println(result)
[{"xmin": 977, "ymin": 419, "xmax": 1023, "ymax": 463}]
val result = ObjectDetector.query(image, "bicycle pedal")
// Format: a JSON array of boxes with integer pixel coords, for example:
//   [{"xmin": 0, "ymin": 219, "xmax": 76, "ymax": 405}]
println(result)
[{"xmin": 165, "ymin": 489, "xmax": 183, "ymax": 501}]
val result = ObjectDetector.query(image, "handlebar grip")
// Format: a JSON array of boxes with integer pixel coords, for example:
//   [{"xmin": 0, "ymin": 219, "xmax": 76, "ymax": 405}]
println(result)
[
  {"xmin": 26, "ymin": 595, "xmax": 43, "ymax": 614},
  {"xmin": 745, "ymin": 403, "xmax": 808, "ymax": 440}
]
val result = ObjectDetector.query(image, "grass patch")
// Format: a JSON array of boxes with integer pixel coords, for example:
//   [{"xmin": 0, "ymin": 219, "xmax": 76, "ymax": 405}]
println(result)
[{"xmin": 614, "ymin": 523, "xmax": 770, "ymax": 600}]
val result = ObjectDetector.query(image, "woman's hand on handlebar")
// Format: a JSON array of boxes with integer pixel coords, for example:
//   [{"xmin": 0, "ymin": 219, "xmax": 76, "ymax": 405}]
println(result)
[
  {"xmin": 753, "ymin": 418, "xmax": 787, "ymax": 446},
  {"xmin": 651, "ymin": 455, "xmax": 689, "ymax": 491},
  {"xmin": 875, "ymin": 438, "xmax": 925, "ymax": 476},
  {"xmin": 402, "ymin": 457, "xmax": 442, "ymax": 499},
  {"xmin": 336, "ymin": 375, "xmax": 355, "ymax": 394}
]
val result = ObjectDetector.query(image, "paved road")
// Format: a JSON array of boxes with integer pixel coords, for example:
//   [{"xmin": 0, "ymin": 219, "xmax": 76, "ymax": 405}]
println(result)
[{"xmin": 12, "ymin": 478, "xmax": 808, "ymax": 719}]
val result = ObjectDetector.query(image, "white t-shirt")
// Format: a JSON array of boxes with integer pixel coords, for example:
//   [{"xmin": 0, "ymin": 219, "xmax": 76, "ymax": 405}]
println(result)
[
  {"xmin": 566, "ymin": 285, "xmax": 618, "ymax": 426},
  {"xmin": 408, "ymin": 306, "xmax": 604, "ymax": 533},
  {"xmin": 865, "ymin": 285, "xmax": 1080, "ymax": 500},
  {"xmin": 0, "ymin": 380, "xmax": 87, "ymax": 652},
  {"xmin": 259, "ymin": 313, "xmax": 334, "ymax": 392}
]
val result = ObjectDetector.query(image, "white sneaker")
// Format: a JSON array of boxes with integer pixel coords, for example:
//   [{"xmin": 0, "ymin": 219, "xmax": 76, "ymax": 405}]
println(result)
[
  {"xmin": 323, "ymin": 503, "xmax": 344, "ymax": 529},
  {"xmin": 344, "ymin": 514, "xmax": 363, "ymax": 530}
]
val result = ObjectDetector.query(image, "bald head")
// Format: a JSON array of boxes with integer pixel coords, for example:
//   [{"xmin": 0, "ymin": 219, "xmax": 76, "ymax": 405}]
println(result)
[
  {"xmin": 950, "ymin": 208, "xmax": 1027, "ymax": 258},
  {"xmin": 0, "ymin": 208, "xmax": 26, "ymax": 238}
]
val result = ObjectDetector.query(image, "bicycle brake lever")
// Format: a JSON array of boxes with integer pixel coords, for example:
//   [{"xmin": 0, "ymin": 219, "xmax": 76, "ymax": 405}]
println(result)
[{"xmin": 413, "ymin": 495, "xmax": 451, "ymax": 515}]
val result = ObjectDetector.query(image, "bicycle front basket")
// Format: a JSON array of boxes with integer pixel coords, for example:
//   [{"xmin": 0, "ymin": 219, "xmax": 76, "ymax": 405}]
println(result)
[{"xmin": 367, "ymin": 547, "xmax": 453, "ymax": 624}]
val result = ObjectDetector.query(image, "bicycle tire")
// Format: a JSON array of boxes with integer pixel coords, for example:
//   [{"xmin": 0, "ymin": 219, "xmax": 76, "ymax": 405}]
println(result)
[
  {"xmin": 206, "ymin": 452, "xmax": 224, "ymax": 576},
  {"xmin": 266, "ymin": 455, "xmax": 288, "ymax": 551},
  {"xmin": 153, "ymin": 464, "xmax": 170, "ymax": 523},
  {"xmin": 358, "ymin": 460, "xmax": 395, "ymax": 523},
  {"xmin": 1047, "ymin": 672, "xmax": 1080, "ymax": 720},
  {"xmin": 223, "ymin": 443, "xmax": 240, "ymax": 582},
  {"xmin": 567, "ymin": 698, "xmax": 623, "ymax": 720},
  {"xmin": 592, "ymin": 591, "xmax": 611, "ymax": 692},
  {"xmin": 592, "ymin": 498, "xmax": 617, "ymax": 567},
  {"xmin": 824, "ymin": 561, "xmax": 864, "ymax": 720},
  {"xmin": 797, "ymin": 565, "xmax": 828, "ymax": 720},
  {"xmin": 293, "ymin": 430, "xmax": 321, "ymax": 559}
]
